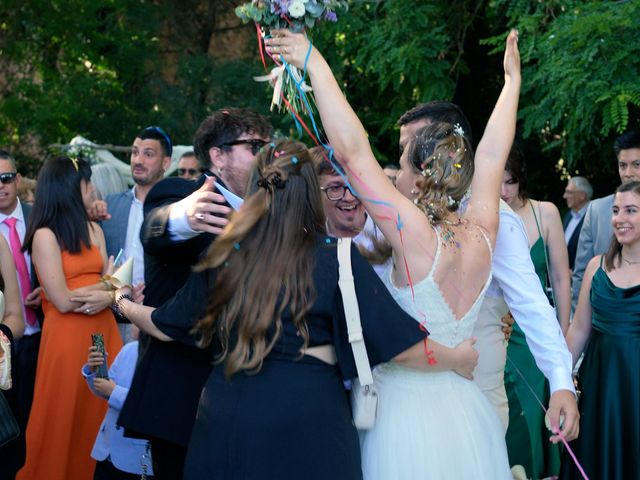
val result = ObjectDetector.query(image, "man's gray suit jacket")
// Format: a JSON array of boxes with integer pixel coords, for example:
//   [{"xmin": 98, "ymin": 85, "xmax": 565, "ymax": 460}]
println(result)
[
  {"xmin": 101, "ymin": 190, "xmax": 134, "ymax": 259},
  {"xmin": 571, "ymin": 193, "xmax": 614, "ymax": 308}
]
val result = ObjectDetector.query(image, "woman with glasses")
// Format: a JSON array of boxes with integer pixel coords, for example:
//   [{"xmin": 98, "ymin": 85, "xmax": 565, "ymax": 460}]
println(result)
[{"xmin": 17, "ymin": 156, "xmax": 122, "ymax": 480}]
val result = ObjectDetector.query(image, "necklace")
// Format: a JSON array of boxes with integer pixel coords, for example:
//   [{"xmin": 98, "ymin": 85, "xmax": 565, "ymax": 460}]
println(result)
[{"xmin": 621, "ymin": 254, "xmax": 640, "ymax": 265}]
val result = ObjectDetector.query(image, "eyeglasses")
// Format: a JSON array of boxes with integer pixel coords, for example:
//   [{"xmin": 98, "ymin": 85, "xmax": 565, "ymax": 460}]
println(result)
[
  {"xmin": 0, "ymin": 172, "xmax": 17, "ymax": 185},
  {"xmin": 218, "ymin": 139, "xmax": 267, "ymax": 156},
  {"xmin": 320, "ymin": 185, "xmax": 353, "ymax": 201},
  {"xmin": 177, "ymin": 168, "xmax": 201, "ymax": 177}
]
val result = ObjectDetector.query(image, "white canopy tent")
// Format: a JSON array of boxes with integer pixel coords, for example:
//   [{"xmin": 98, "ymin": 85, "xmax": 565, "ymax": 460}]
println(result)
[{"xmin": 69, "ymin": 135, "xmax": 195, "ymax": 185}]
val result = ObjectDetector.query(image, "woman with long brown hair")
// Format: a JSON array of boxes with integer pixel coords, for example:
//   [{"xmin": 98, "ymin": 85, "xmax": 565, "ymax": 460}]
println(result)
[
  {"xmin": 115, "ymin": 139, "xmax": 478, "ymax": 479},
  {"xmin": 562, "ymin": 180, "xmax": 640, "ymax": 479}
]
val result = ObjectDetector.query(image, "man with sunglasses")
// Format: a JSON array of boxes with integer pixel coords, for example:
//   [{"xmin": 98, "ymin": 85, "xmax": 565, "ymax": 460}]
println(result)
[
  {"xmin": 176, "ymin": 151, "xmax": 201, "ymax": 180},
  {"xmin": 0, "ymin": 150, "xmax": 43, "ymax": 477},
  {"xmin": 119, "ymin": 108, "xmax": 272, "ymax": 479}
]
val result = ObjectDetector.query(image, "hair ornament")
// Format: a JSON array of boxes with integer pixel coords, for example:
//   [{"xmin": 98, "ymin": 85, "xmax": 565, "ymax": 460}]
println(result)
[
  {"xmin": 257, "ymin": 171, "xmax": 284, "ymax": 191},
  {"xmin": 453, "ymin": 123, "xmax": 465, "ymax": 137},
  {"xmin": 70, "ymin": 157, "xmax": 79, "ymax": 172},
  {"xmin": 291, "ymin": 156, "xmax": 298, "ymax": 165},
  {"xmin": 447, "ymin": 195, "xmax": 458, "ymax": 207},
  {"xmin": 234, "ymin": 243, "xmax": 241, "ymax": 250},
  {"xmin": 454, "ymin": 163, "xmax": 462, "ymax": 170}
]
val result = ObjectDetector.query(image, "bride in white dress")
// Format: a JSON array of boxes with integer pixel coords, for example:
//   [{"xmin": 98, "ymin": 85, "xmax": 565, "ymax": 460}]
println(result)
[{"xmin": 268, "ymin": 29, "xmax": 520, "ymax": 480}]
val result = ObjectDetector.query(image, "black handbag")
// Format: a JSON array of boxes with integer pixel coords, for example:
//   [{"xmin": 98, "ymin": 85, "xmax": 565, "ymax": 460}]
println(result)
[{"xmin": 0, "ymin": 392, "xmax": 19, "ymax": 447}]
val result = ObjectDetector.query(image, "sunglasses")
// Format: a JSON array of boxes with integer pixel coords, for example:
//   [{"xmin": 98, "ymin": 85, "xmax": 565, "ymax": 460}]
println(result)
[
  {"xmin": 177, "ymin": 168, "xmax": 201, "ymax": 176},
  {"xmin": 0, "ymin": 172, "xmax": 17, "ymax": 185},
  {"xmin": 219, "ymin": 139, "xmax": 267, "ymax": 156}
]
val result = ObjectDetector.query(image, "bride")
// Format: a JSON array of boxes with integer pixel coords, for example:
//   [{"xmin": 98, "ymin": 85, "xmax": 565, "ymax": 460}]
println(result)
[{"xmin": 267, "ymin": 30, "xmax": 520, "ymax": 478}]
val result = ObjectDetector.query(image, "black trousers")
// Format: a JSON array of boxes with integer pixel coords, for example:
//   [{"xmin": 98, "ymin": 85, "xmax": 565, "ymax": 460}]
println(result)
[
  {"xmin": 150, "ymin": 437, "xmax": 187, "ymax": 480},
  {"xmin": 94, "ymin": 458, "xmax": 154, "ymax": 480},
  {"xmin": 0, "ymin": 332, "xmax": 40, "ymax": 480}
]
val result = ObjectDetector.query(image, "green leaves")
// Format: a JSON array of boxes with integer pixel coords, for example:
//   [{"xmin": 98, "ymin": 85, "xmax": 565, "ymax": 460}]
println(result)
[{"xmin": 486, "ymin": 0, "xmax": 640, "ymax": 171}]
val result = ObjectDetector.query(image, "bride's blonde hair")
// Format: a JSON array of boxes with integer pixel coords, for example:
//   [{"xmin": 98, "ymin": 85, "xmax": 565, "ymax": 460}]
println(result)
[{"xmin": 407, "ymin": 122, "xmax": 474, "ymax": 224}]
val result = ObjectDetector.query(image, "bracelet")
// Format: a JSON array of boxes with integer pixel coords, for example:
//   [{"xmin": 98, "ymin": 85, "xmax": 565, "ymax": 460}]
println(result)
[
  {"xmin": 100, "ymin": 276, "xmax": 115, "ymax": 291},
  {"xmin": 114, "ymin": 293, "xmax": 134, "ymax": 319}
]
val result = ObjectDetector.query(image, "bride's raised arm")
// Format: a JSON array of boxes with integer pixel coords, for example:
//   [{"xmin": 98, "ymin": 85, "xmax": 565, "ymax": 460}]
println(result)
[
  {"xmin": 465, "ymin": 30, "xmax": 521, "ymax": 244},
  {"xmin": 266, "ymin": 31, "xmax": 434, "ymax": 267}
]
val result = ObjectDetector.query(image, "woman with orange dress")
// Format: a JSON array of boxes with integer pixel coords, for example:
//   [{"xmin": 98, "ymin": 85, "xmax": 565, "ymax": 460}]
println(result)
[{"xmin": 17, "ymin": 156, "xmax": 122, "ymax": 480}]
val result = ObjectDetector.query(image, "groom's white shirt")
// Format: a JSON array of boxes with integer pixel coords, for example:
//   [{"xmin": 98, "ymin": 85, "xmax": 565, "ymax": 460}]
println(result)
[{"xmin": 473, "ymin": 201, "xmax": 574, "ymax": 429}]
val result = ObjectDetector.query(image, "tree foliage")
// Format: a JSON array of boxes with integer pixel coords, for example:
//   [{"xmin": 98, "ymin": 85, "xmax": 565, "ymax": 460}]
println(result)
[
  {"xmin": 0, "ymin": 0, "xmax": 637, "ymax": 199},
  {"xmin": 484, "ymin": 0, "xmax": 640, "ymax": 174},
  {"xmin": 311, "ymin": 0, "xmax": 483, "ymax": 162}
]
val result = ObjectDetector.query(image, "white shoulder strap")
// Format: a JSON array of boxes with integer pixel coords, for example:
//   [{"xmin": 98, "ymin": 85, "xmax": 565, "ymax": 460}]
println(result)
[{"xmin": 337, "ymin": 238, "xmax": 374, "ymax": 387}]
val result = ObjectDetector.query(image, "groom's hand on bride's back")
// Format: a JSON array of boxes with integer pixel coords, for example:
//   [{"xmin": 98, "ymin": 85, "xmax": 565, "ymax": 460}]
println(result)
[{"xmin": 453, "ymin": 338, "xmax": 478, "ymax": 380}]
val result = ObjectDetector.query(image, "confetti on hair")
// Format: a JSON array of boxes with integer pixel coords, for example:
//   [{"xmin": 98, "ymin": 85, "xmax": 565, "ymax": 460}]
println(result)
[{"xmin": 291, "ymin": 156, "xmax": 299, "ymax": 164}]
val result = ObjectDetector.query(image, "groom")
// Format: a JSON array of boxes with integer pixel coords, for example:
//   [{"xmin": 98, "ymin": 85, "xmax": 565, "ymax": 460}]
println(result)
[{"xmin": 396, "ymin": 101, "xmax": 579, "ymax": 442}]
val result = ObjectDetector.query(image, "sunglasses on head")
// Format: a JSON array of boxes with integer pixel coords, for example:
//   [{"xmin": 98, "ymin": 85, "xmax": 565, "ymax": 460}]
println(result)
[
  {"xmin": 219, "ymin": 139, "xmax": 267, "ymax": 156},
  {"xmin": 177, "ymin": 168, "xmax": 201, "ymax": 176},
  {"xmin": 0, "ymin": 172, "xmax": 17, "ymax": 185}
]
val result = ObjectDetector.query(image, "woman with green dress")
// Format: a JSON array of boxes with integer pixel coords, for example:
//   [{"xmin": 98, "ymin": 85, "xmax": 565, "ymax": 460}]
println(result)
[
  {"xmin": 500, "ymin": 147, "xmax": 571, "ymax": 478},
  {"xmin": 562, "ymin": 181, "xmax": 640, "ymax": 479}
]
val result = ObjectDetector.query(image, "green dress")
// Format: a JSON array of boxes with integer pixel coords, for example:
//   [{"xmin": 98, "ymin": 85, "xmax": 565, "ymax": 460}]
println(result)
[
  {"xmin": 504, "ymin": 204, "xmax": 561, "ymax": 479},
  {"xmin": 560, "ymin": 262, "xmax": 640, "ymax": 479}
]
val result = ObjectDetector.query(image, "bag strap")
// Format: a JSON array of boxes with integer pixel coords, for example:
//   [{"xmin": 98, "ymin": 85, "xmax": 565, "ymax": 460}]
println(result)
[{"xmin": 337, "ymin": 238, "xmax": 374, "ymax": 387}]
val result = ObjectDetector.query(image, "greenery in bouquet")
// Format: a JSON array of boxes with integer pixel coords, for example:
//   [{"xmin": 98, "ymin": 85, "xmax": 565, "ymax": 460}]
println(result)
[{"xmin": 236, "ymin": 0, "xmax": 349, "ymax": 31}]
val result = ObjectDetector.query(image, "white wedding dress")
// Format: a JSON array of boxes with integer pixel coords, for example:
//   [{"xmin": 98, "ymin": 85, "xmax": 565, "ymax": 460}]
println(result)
[{"xmin": 361, "ymin": 227, "xmax": 511, "ymax": 479}]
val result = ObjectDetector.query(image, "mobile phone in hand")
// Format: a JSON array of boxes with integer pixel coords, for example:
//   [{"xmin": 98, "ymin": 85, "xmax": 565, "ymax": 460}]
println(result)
[{"xmin": 91, "ymin": 333, "xmax": 109, "ymax": 379}]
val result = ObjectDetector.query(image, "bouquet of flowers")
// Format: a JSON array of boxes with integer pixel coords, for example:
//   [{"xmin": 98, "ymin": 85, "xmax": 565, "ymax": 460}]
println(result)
[
  {"xmin": 236, "ymin": 0, "xmax": 349, "ymax": 115},
  {"xmin": 236, "ymin": 0, "xmax": 348, "ymax": 31}
]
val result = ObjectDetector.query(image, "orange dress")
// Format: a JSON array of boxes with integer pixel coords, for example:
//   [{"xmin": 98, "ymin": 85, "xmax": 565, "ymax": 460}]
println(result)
[{"xmin": 17, "ymin": 245, "xmax": 122, "ymax": 480}]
